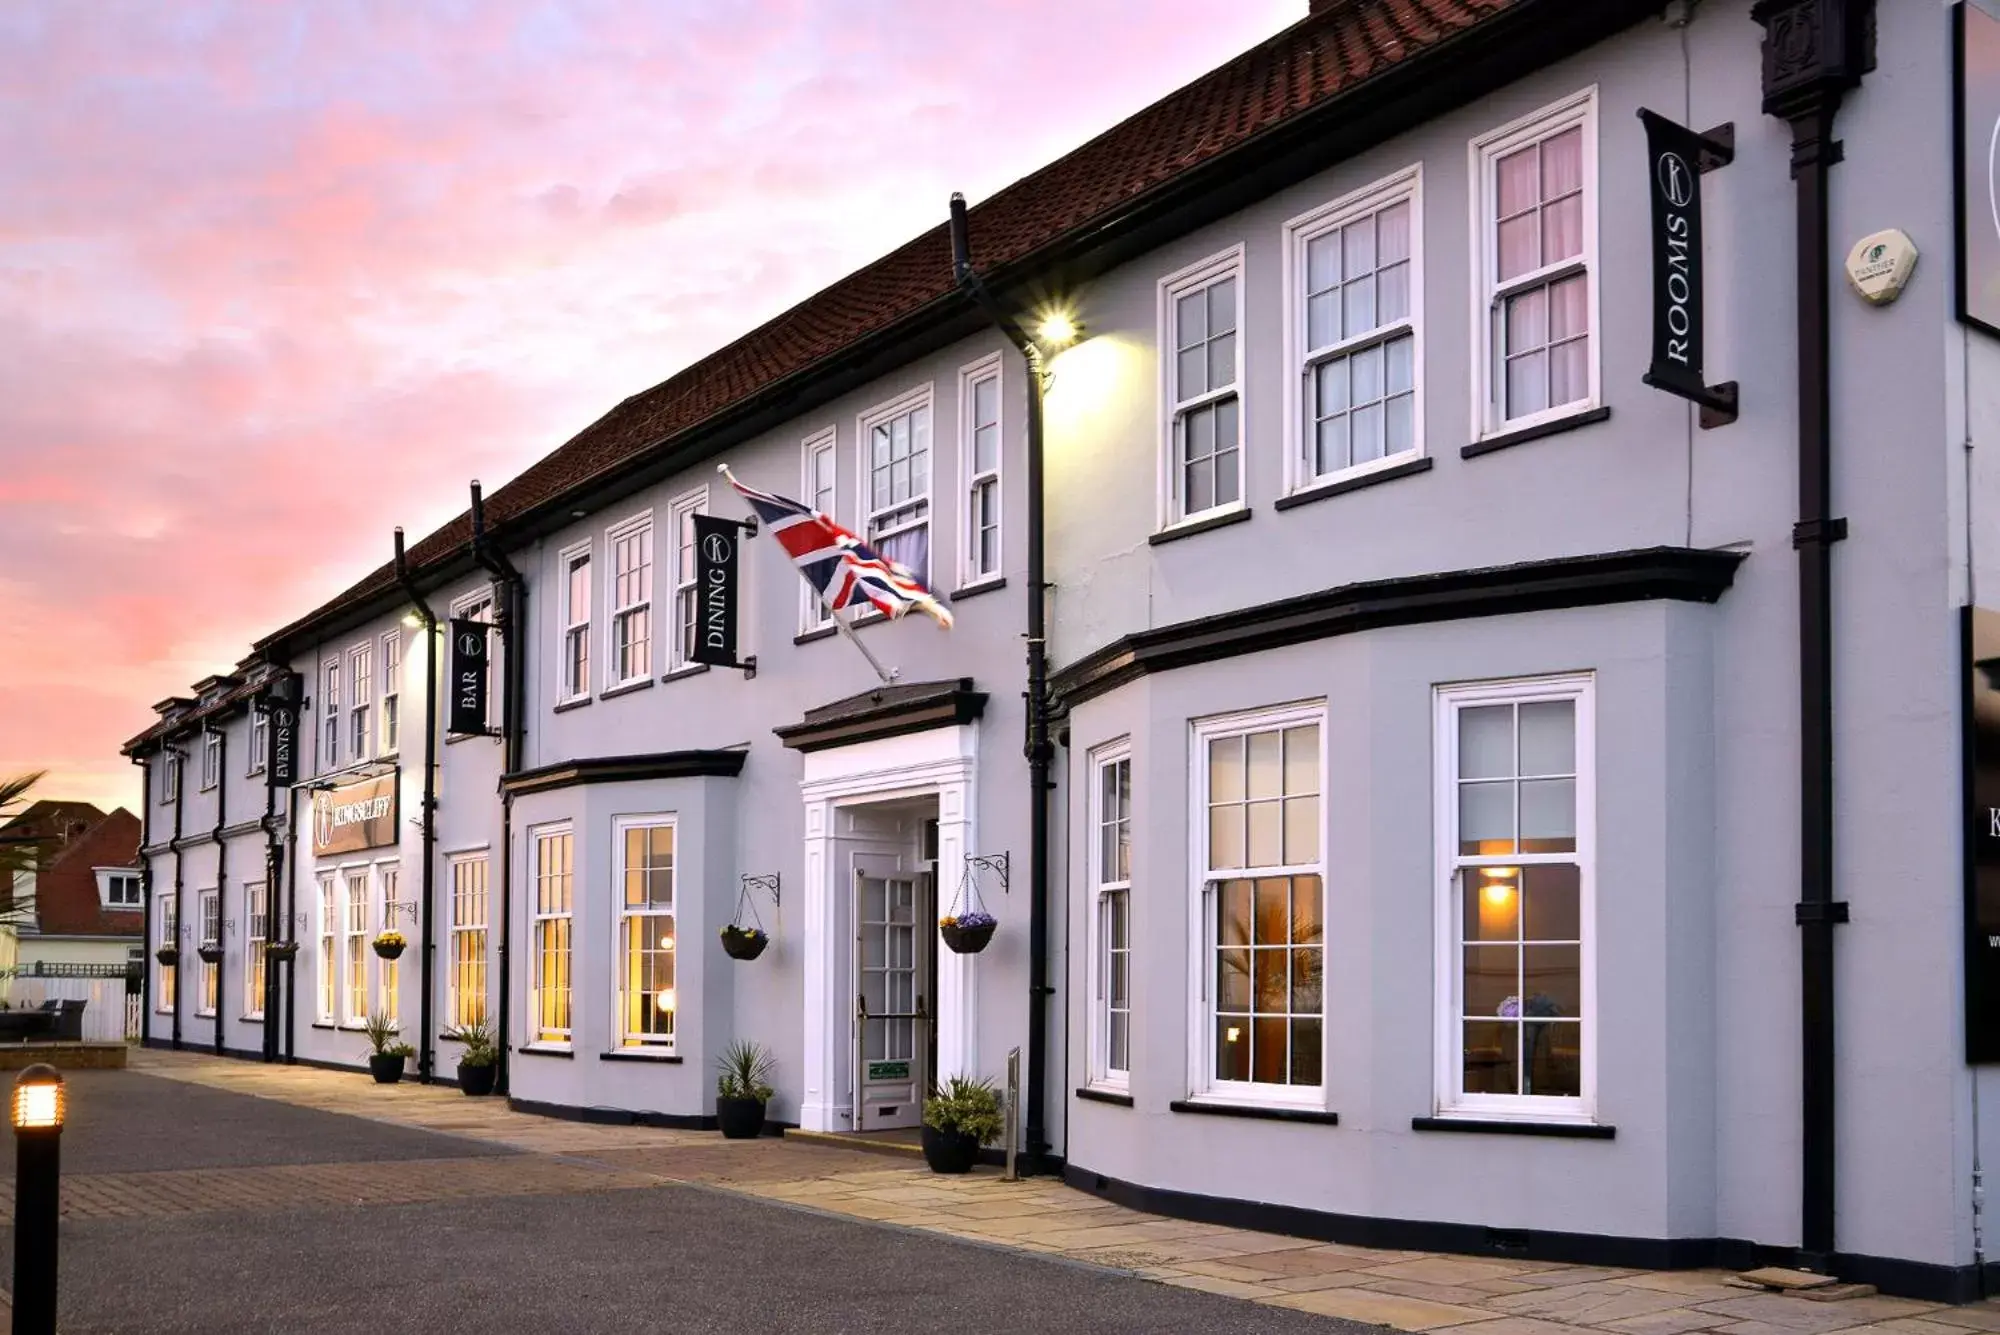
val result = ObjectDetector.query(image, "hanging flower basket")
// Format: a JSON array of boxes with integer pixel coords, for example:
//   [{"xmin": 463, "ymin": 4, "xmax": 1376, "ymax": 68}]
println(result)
[
  {"xmin": 939, "ymin": 912, "xmax": 997, "ymax": 955},
  {"xmin": 265, "ymin": 941, "xmax": 299, "ymax": 962},
  {"xmin": 196, "ymin": 944, "xmax": 225, "ymax": 965},
  {"xmin": 373, "ymin": 931, "xmax": 407, "ymax": 961},
  {"xmin": 154, "ymin": 946, "xmax": 179, "ymax": 967},
  {"xmin": 720, "ymin": 925, "xmax": 769, "ymax": 961}
]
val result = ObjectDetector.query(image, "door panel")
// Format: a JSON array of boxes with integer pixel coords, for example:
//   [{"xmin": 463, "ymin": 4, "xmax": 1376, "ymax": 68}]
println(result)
[{"xmin": 855, "ymin": 871, "xmax": 929, "ymax": 1131}]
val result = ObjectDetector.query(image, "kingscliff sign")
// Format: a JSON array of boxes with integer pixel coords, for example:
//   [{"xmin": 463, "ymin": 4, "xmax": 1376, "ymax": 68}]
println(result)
[
  {"xmin": 1967, "ymin": 607, "xmax": 2000, "ymax": 1062},
  {"xmin": 312, "ymin": 772, "xmax": 399, "ymax": 857}
]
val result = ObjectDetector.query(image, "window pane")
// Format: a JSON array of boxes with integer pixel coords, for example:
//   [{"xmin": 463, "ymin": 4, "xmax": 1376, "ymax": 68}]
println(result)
[
  {"xmin": 1254, "ymin": 948, "xmax": 1286, "ymax": 1013},
  {"xmin": 1378, "ymin": 201, "xmax": 1410, "ymax": 264},
  {"xmin": 1523, "ymin": 944, "xmax": 1581, "ymax": 1018},
  {"xmin": 1458, "ymin": 705, "xmax": 1514, "ymax": 779},
  {"xmin": 1519, "ymin": 779, "xmax": 1576, "ymax": 852},
  {"xmin": 1215, "ymin": 395, "xmax": 1240, "ymax": 457},
  {"xmin": 1550, "ymin": 274, "xmax": 1588, "ymax": 342},
  {"xmin": 1497, "ymin": 214, "xmax": 1538, "ymax": 282},
  {"xmin": 1307, "ymin": 233, "xmax": 1340, "ymax": 291},
  {"xmin": 1291, "ymin": 1019, "xmax": 1323, "ymax": 1087},
  {"xmin": 1315, "ymin": 358, "xmax": 1349, "ymax": 415},
  {"xmin": 1351, "ymin": 342, "xmax": 1383, "ymax": 404},
  {"xmin": 1247, "ymin": 800, "xmax": 1282, "ymax": 867},
  {"xmin": 1386, "ymin": 395, "xmax": 1414, "ymax": 455},
  {"xmin": 1246, "ymin": 730, "xmax": 1282, "ymax": 800},
  {"xmin": 1252, "ymin": 1015, "xmax": 1288, "ymax": 1084},
  {"xmin": 1551, "ymin": 336, "xmax": 1588, "ymax": 408},
  {"xmin": 1208, "ymin": 331, "xmax": 1236, "ymax": 389},
  {"xmin": 1505, "ymin": 287, "xmax": 1548, "ymax": 352},
  {"xmin": 1109, "ymin": 1012, "xmax": 1129, "ymax": 1072},
  {"xmin": 1208, "ymin": 278, "xmax": 1236, "ymax": 334},
  {"xmin": 1343, "ymin": 218, "xmax": 1375, "ymax": 274},
  {"xmin": 1541, "ymin": 127, "xmax": 1583, "ymax": 199},
  {"xmin": 1525, "ymin": 1020, "xmax": 1582, "ymax": 1097},
  {"xmin": 1210, "ymin": 736, "xmax": 1244, "ymax": 800},
  {"xmin": 1290, "ymin": 948, "xmax": 1322, "ymax": 1013},
  {"xmin": 1283, "ymin": 796, "xmax": 1318, "ymax": 866},
  {"xmin": 1216, "ymin": 1016, "xmax": 1250, "ymax": 1082},
  {"xmin": 1213, "ymin": 443, "xmax": 1239, "ymax": 507},
  {"xmin": 1316, "ymin": 413, "xmax": 1349, "ymax": 476},
  {"xmin": 1253, "ymin": 879, "xmax": 1289, "ymax": 946},
  {"xmin": 1518, "ymin": 700, "xmax": 1575, "ymax": 776},
  {"xmin": 1464, "ymin": 868, "xmax": 1521, "ymax": 942},
  {"xmin": 1220, "ymin": 880, "xmax": 1252, "ymax": 947},
  {"xmin": 1497, "ymin": 144, "xmax": 1539, "ymax": 217},
  {"xmin": 1507, "ymin": 350, "xmax": 1550, "ymax": 419},
  {"xmin": 1386, "ymin": 335, "xmax": 1414, "ymax": 395},
  {"xmin": 1217, "ymin": 950, "xmax": 1251, "ymax": 1009},
  {"xmin": 1307, "ymin": 292, "xmax": 1339, "ymax": 350},
  {"xmin": 1351, "ymin": 403, "xmax": 1384, "ymax": 464},
  {"xmin": 1377, "ymin": 260, "xmax": 1409, "ymax": 326},
  {"xmin": 1543, "ymin": 194, "xmax": 1583, "ymax": 266},
  {"xmin": 1342, "ymin": 275, "xmax": 1375, "ymax": 337},
  {"xmin": 1458, "ymin": 781, "xmax": 1515, "ymax": 856},
  {"xmin": 1177, "ymin": 346, "xmax": 1207, "ymax": 399},
  {"xmin": 1463, "ymin": 943, "xmax": 1520, "ymax": 1017},
  {"xmin": 1184, "ymin": 451, "xmax": 1214, "ymax": 515},
  {"xmin": 1464, "ymin": 1020, "xmax": 1519, "ymax": 1095},
  {"xmin": 1523, "ymin": 864, "xmax": 1581, "ymax": 942},
  {"xmin": 1290, "ymin": 877, "xmax": 1323, "ymax": 946}
]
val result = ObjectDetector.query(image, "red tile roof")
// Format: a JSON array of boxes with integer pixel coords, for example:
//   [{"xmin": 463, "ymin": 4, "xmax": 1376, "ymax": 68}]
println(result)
[{"xmin": 241, "ymin": 0, "xmax": 1516, "ymax": 665}]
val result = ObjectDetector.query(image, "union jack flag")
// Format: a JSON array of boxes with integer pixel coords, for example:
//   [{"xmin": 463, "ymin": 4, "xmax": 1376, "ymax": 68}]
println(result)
[{"xmin": 719, "ymin": 466, "xmax": 953, "ymax": 629}]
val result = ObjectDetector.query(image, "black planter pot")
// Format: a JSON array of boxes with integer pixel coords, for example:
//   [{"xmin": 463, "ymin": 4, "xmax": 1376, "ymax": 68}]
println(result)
[
  {"xmin": 716, "ymin": 1096, "xmax": 766, "ymax": 1139},
  {"xmin": 154, "ymin": 948, "xmax": 179, "ymax": 967},
  {"xmin": 921, "ymin": 1125, "xmax": 981, "ymax": 1174},
  {"xmin": 720, "ymin": 929, "xmax": 769, "ymax": 961},
  {"xmin": 265, "ymin": 943, "xmax": 298, "ymax": 962},
  {"xmin": 368, "ymin": 1053, "xmax": 405, "ymax": 1085},
  {"xmin": 373, "ymin": 940, "xmax": 406, "ymax": 960},
  {"xmin": 458, "ymin": 1060, "xmax": 497, "ymax": 1097},
  {"xmin": 940, "ymin": 920, "xmax": 996, "ymax": 955},
  {"xmin": 196, "ymin": 947, "xmax": 225, "ymax": 965}
]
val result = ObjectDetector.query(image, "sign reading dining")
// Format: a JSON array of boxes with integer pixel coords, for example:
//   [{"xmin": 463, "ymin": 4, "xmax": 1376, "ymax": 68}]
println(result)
[
  {"xmin": 312, "ymin": 772, "xmax": 399, "ymax": 857},
  {"xmin": 691, "ymin": 514, "xmax": 740, "ymax": 669}
]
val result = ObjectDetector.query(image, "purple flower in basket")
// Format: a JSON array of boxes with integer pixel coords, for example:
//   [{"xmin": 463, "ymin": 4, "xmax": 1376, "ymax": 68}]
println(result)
[
  {"xmin": 1497, "ymin": 995, "xmax": 1522, "ymax": 1018},
  {"xmin": 943, "ymin": 910, "xmax": 996, "ymax": 930}
]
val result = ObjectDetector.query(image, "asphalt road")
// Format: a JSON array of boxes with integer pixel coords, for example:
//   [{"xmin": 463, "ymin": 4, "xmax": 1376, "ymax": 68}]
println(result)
[{"xmin": 18, "ymin": 1071, "xmax": 1370, "ymax": 1335}]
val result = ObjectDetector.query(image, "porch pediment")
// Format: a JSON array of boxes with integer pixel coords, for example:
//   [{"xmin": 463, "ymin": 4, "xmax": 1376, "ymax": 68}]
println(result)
[{"xmin": 774, "ymin": 677, "xmax": 986, "ymax": 754}]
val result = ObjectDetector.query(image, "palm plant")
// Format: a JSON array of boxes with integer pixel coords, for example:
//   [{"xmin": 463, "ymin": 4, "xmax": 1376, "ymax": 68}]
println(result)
[{"xmin": 0, "ymin": 772, "xmax": 50, "ymax": 923}]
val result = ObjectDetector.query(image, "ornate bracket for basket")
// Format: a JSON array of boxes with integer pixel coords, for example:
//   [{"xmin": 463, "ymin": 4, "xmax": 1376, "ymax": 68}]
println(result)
[
  {"xmin": 963, "ymin": 852, "xmax": 1009, "ymax": 895},
  {"xmin": 741, "ymin": 873, "xmax": 781, "ymax": 908},
  {"xmin": 383, "ymin": 900, "xmax": 420, "ymax": 926}
]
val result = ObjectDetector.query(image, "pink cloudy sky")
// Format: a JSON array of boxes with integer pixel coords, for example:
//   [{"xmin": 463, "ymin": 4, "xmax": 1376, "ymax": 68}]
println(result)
[{"xmin": 0, "ymin": 0, "xmax": 1299, "ymax": 814}]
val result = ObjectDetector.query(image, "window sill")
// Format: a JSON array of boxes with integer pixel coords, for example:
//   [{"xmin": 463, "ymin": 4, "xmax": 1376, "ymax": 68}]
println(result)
[
  {"xmin": 518, "ymin": 1044, "xmax": 574, "ymax": 1059},
  {"xmin": 794, "ymin": 625, "xmax": 839, "ymax": 646},
  {"xmin": 951, "ymin": 577, "xmax": 1007, "ymax": 602},
  {"xmin": 310, "ymin": 1021, "xmax": 337, "ymax": 1031},
  {"xmin": 1411, "ymin": 1116, "xmax": 1614, "ymax": 1139},
  {"xmin": 1462, "ymin": 405, "xmax": 1611, "ymax": 460},
  {"xmin": 444, "ymin": 731, "xmax": 500, "ymax": 747},
  {"xmin": 553, "ymin": 697, "xmax": 591, "ymax": 714},
  {"xmin": 600, "ymin": 1049, "xmax": 683, "ymax": 1064},
  {"xmin": 1274, "ymin": 456, "xmax": 1433, "ymax": 511},
  {"xmin": 238, "ymin": 1015, "xmax": 265, "ymax": 1024},
  {"xmin": 661, "ymin": 663, "xmax": 710, "ymax": 684},
  {"xmin": 1169, "ymin": 1099, "xmax": 1338, "ymax": 1126},
  {"xmin": 1149, "ymin": 506, "xmax": 1252, "ymax": 547},
  {"xmin": 601, "ymin": 678, "xmax": 654, "ymax": 701},
  {"xmin": 195, "ymin": 1011, "xmax": 217, "ymax": 1019},
  {"xmin": 1076, "ymin": 1087, "xmax": 1133, "ymax": 1107}
]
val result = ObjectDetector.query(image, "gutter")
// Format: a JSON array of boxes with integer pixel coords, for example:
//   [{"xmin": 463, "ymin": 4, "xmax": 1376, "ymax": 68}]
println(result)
[
  {"xmin": 469, "ymin": 482, "xmax": 526, "ymax": 1096},
  {"xmin": 950, "ymin": 193, "xmax": 1055, "ymax": 1174},
  {"xmin": 394, "ymin": 528, "xmax": 443, "ymax": 1083},
  {"xmin": 130, "ymin": 754, "xmax": 152, "ymax": 1028},
  {"xmin": 166, "ymin": 744, "xmax": 186, "ymax": 1050},
  {"xmin": 1749, "ymin": 0, "xmax": 1874, "ymax": 1272},
  {"xmin": 211, "ymin": 726, "xmax": 227, "ymax": 1057}
]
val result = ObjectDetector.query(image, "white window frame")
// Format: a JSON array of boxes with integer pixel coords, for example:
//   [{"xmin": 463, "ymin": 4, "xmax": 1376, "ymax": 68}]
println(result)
[
  {"xmin": 244, "ymin": 880, "xmax": 267, "ymax": 1019},
  {"xmin": 248, "ymin": 709, "xmax": 268, "ymax": 776},
  {"xmin": 156, "ymin": 895, "xmax": 177, "ymax": 1013},
  {"xmin": 342, "ymin": 866, "xmax": 370, "ymax": 1026},
  {"xmin": 161, "ymin": 751, "xmax": 181, "ymax": 804},
  {"xmin": 1469, "ymin": 87, "xmax": 1600, "ymax": 441},
  {"xmin": 530, "ymin": 824, "xmax": 574, "ymax": 1049},
  {"xmin": 199, "ymin": 730, "xmax": 221, "ymax": 792},
  {"xmin": 858, "ymin": 383, "xmax": 935, "ymax": 589},
  {"xmin": 448, "ymin": 853, "xmax": 490, "ymax": 1029},
  {"xmin": 800, "ymin": 429, "xmax": 839, "ymax": 632},
  {"xmin": 666, "ymin": 486, "xmax": 708, "ymax": 676},
  {"xmin": 380, "ymin": 630, "xmax": 402, "ymax": 756},
  {"xmin": 316, "ymin": 874, "xmax": 337, "ymax": 1022},
  {"xmin": 320, "ymin": 659, "xmax": 340, "ymax": 770},
  {"xmin": 1431, "ymin": 672, "xmax": 1597, "ymax": 1123},
  {"xmin": 605, "ymin": 511, "xmax": 654, "ymax": 689},
  {"xmin": 1283, "ymin": 166, "xmax": 1424, "ymax": 493},
  {"xmin": 558, "ymin": 540, "xmax": 592, "ymax": 703},
  {"xmin": 448, "ymin": 590, "xmax": 498, "ymax": 734},
  {"xmin": 375, "ymin": 862, "xmax": 400, "ymax": 1028},
  {"xmin": 958, "ymin": 354, "xmax": 1004, "ymax": 589},
  {"xmin": 100, "ymin": 870, "xmax": 142, "ymax": 911},
  {"xmin": 1088, "ymin": 741, "xmax": 1133, "ymax": 1091},
  {"xmin": 614, "ymin": 814, "xmax": 678, "ymax": 1051},
  {"xmin": 1158, "ymin": 245, "xmax": 1247, "ymax": 530},
  {"xmin": 1186, "ymin": 700, "xmax": 1328, "ymax": 1110},
  {"xmin": 196, "ymin": 888, "xmax": 219, "ymax": 1017},
  {"xmin": 347, "ymin": 642, "xmax": 373, "ymax": 763}
]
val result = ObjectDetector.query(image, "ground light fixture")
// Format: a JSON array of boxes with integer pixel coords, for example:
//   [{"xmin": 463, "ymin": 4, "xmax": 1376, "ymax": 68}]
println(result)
[{"xmin": 12, "ymin": 1063, "xmax": 65, "ymax": 1335}]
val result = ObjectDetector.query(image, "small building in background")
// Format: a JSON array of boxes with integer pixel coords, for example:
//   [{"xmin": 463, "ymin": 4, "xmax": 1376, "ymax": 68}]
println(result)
[{"xmin": 0, "ymin": 801, "xmax": 143, "ymax": 972}]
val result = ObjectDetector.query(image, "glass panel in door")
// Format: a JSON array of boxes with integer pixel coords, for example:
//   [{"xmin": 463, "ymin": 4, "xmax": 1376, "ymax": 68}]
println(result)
[{"xmin": 855, "ymin": 872, "xmax": 927, "ymax": 1131}]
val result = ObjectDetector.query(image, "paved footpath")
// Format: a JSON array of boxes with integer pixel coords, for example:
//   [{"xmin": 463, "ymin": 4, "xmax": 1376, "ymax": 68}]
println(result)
[{"xmin": 62, "ymin": 1050, "xmax": 2000, "ymax": 1334}]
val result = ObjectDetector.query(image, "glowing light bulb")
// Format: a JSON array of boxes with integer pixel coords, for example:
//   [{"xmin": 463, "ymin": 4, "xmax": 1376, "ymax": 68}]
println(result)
[
  {"xmin": 655, "ymin": 988, "xmax": 676, "ymax": 1013},
  {"xmin": 1036, "ymin": 310, "xmax": 1079, "ymax": 347},
  {"xmin": 1482, "ymin": 883, "xmax": 1517, "ymax": 909},
  {"xmin": 658, "ymin": 934, "xmax": 675, "ymax": 951},
  {"xmin": 1224, "ymin": 1026, "xmax": 1242, "ymax": 1044}
]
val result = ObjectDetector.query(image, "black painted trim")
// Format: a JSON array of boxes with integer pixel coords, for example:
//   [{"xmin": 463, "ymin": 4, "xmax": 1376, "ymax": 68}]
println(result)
[
  {"xmin": 1170, "ymin": 1100, "xmax": 1337, "ymax": 1125},
  {"xmin": 1075, "ymin": 1087, "xmax": 1134, "ymax": 1107},
  {"xmin": 552, "ymin": 697, "xmax": 591, "ymax": 714},
  {"xmin": 1411, "ymin": 1116, "xmax": 1615, "ymax": 1139},
  {"xmin": 776, "ymin": 678, "xmax": 988, "ymax": 753},
  {"xmin": 1149, "ymin": 507, "xmax": 1252, "ymax": 547},
  {"xmin": 661, "ymin": 663, "xmax": 711, "ymax": 684},
  {"xmin": 793, "ymin": 626, "xmax": 839, "ymax": 646},
  {"xmin": 599, "ymin": 678, "xmax": 654, "ymax": 701},
  {"xmin": 1050, "ymin": 546, "xmax": 1747, "ymax": 711},
  {"xmin": 1462, "ymin": 406, "xmax": 1612, "ymax": 459},
  {"xmin": 506, "ymin": 1095, "xmax": 794, "ymax": 1136},
  {"xmin": 1274, "ymin": 457, "xmax": 1434, "ymax": 511},
  {"xmin": 599, "ymin": 1050, "xmax": 685, "ymax": 1064},
  {"xmin": 1064, "ymin": 1162, "xmax": 1982, "ymax": 1301},
  {"xmin": 502, "ymin": 748, "xmax": 748, "ymax": 797},
  {"xmin": 514, "ymin": 1045, "xmax": 575, "ymax": 1060},
  {"xmin": 950, "ymin": 577, "xmax": 1008, "ymax": 602}
]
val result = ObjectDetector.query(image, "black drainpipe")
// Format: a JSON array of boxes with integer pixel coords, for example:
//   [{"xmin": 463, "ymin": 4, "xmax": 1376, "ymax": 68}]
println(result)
[
  {"xmin": 259, "ymin": 703, "xmax": 280, "ymax": 1064},
  {"xmin": 1750, "ymin": 0, "xmax": 1873, "ymax": 1272},
  {"xmin": 394, "ymin": 527, "xmax": 442, "ymax": 1083},
  {"xmin": 130, "ymin": 754, "xmax": 153, "ymax": 1035},
  {"xmin": 282, "ymin": 776, "xmax": 300, "ymax": 1065},
  {"xmin": 950, "ymin": 192, "xmax": 1055, "ymax": 1173},
  {"xmin": 469, "ymin": 481, "xmax": 526, "ymax": 1096},
  {"xmin": 211, "ymin": 726, "xmax": 227, "ymax": 1057},
  {"xmin": 167, "ymin": 743, "xmax": 186, "ymax": 1050}
]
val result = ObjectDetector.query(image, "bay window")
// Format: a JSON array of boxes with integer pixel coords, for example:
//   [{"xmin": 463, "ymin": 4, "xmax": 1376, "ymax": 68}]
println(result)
[
  {"xmin": 532, "ymin": 827, "xmax": 573, "ymax": 1046},
  {"xmin": 616, "ymin": 817, "xmax": 677, "ymax": 1050},
  {"xmin": 1161, "ymin": 248, "xmax": 1243, "ymax": 525},
  {"xmin": 1090, "ymin": 745, "xmax": 1132, "ymax": 1088},
  {"xmin": 1193, "ymin": 704, "xmax": 1325, "ymax": 1102},
  {"xmin": 1434, "ymin": 673, "xmax": 1594, "ymax": 1119}
]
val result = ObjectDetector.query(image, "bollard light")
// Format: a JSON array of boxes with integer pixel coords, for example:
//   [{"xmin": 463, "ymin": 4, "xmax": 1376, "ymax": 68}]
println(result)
[{"xmin": 11, "ymin": 1065, "xmax": 64, "ymax": 1133}]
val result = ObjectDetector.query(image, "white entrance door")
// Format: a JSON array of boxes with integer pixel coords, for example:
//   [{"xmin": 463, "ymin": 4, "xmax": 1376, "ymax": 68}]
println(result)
[{"xmin": 854, "ymin": 870, "xmax": 929, "ymax": 1131}]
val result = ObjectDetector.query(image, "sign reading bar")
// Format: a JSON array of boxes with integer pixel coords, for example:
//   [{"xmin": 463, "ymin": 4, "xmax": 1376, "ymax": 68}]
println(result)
[
  {"xmin": 691, "ymin": 515, "xmax": 741, "ymax": 669},
  {"xmin": 448, "ymin": 618, "xmax": 489, "ymax": 737},
  {"xmin": 1967, "ymin": 607, "xmax": 2000, "ymax": 1063},
  {"xmin": 312, "ymin": 772, "xmax": 399, "ymax": 857},
  {"xmin": 1638, "ymin": 108, "xmax": 1737, "ymax": 428},
  {"xmin": 265, "ymin": 700, "xmax": 297, "ymax": 788}
]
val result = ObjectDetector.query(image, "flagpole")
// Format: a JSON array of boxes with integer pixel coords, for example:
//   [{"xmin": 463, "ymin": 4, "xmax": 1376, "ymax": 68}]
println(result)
[{"xmin": 831, "ymin": 609, "xmax": 898, "ymax": 685}]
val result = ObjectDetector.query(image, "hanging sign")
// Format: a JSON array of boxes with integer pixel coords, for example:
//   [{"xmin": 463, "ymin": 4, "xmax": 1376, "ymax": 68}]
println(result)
[
  {"xmin": 1966, "ymin": 607, "xmax": 2000, "ymax": 1062},
  {"xmin": 312, "ymin": 772, "xmax": 399, "ymax": 857},
  {"xmin": 265, "ymin": 700, "xmax": 297, "ymax": 788},
  {"xmin": 1958, "ymin": 2, "xmax": 2000, "ymax": 335},
  {"xmin": 691, "ymin": 515, "xmax": 741, "ymax": 669},
  {"xmin": 447, "ymin": 618, "xmax": 489, "ymax": 737},
  {"xmin": 1638, "ymin": 108, "xmax": 1737, "ymax": 428}
]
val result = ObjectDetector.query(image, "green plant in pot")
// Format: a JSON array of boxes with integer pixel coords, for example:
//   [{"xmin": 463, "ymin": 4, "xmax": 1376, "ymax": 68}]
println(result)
[
  {"xmin": 362, "ymin": 1012, "xmax": 413, "ymax": 1085},
  {"xmin": 443, "ymin": 1011, "xmax": 499, "ymax": 1097},
  {"xmin": 921, "ymin": 1075, "xmax": 1003, "ymax": 1174},
  {"xmin": 715, "ymin": 1039, "xmax": 775, "ymax": 1140}
]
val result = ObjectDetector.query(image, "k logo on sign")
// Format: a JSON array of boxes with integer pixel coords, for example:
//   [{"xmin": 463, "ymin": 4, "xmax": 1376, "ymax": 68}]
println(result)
[
  {"xmin": 457, "ymin": 629, "xmax": 482, "ymax": 658},
  {"xmin": 702, "ymin": 532, "xmax": 732, "ymax": 564},
  {"xmin": 1657, "ymin": 151, "xmax": 1694, "ymax": 209}
]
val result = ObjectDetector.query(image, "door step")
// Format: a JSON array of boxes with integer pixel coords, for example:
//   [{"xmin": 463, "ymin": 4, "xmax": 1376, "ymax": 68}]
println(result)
[{"xmin": 784, "ymin": 1128, "xmax": 924, "ymax": 1160}]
